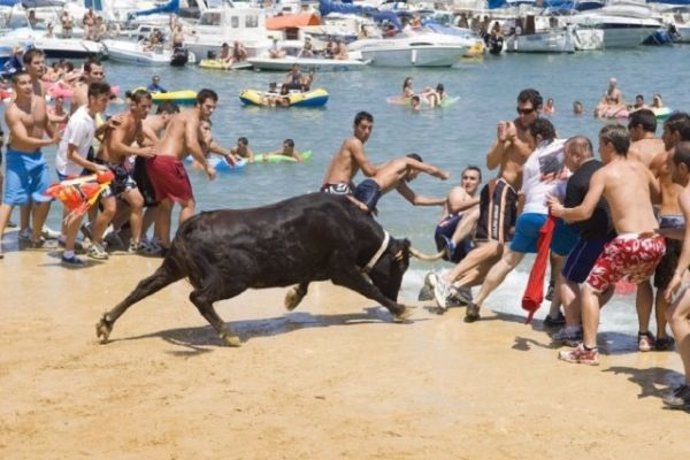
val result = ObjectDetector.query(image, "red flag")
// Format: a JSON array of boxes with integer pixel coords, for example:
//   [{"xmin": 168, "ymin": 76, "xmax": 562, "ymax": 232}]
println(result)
[{"xmin": 522, "ymin": 215, "xmax": 558, "ymax": 324}]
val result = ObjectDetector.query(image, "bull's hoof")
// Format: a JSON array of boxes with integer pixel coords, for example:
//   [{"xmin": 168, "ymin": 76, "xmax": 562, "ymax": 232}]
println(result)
[
  {"xmin": 221, "ymin": 334, "xmax": 242, "ymax": 347},
  {"xmin": 393, "ymin": 306, "xmax": 413, "ymax": 323},
  {"xmin": 96, "ymin": 315, "xmax": 113, "ymax": 344},
  {"xmin": 284, "ymin": 287, "xmax": 304, "ymax": 311}
]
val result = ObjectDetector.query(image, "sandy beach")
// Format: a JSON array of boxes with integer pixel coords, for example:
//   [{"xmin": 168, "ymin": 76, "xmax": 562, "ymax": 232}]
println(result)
[{"xmin": 1, "ymin": 247, "xmax": 688, "ymax": 459}]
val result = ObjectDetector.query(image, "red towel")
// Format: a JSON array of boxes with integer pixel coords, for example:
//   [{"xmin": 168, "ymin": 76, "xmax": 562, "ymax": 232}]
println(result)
[{"xmin": 522, "ymin": 215, "xmax": 557, "ymax": 324}]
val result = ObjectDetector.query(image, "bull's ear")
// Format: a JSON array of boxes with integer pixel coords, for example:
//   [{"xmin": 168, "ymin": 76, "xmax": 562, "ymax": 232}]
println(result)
[{"xmin": 402, "ymin": 238, "xmax": 411, "ymax": 249}]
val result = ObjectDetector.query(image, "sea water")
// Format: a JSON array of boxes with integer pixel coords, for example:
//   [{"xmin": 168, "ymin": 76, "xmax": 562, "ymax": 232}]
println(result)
[{"xmin": 34, "ymin": 46, "xmax": 690, "ymax": 338}]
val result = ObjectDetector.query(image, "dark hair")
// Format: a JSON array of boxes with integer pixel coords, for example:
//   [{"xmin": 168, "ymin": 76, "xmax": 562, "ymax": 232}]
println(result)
[
  {"xmin": 63, "ymin": 61, "xmax": 74, "ymax": 72},
  {"xmin": 11, "ymin": 70, "xmax": 29, "ymax": 84},
  {"xmin": 436, "ymin": 83, "xmax": 444, "ymax": 94},
  {"xmin": 354, "ymin": 111, "xmax": 373, "ymax": 126},
  {"xmin": 529, "ymin": 118, "xmax": 556, "ymax": 144},
  {"xmin": 565, "ymin": 135, "xmax": 593, "ymax": 158},
  {"xmin": 196, "ymin": 88, "xmax": 218, "ymax": 105},
  {"xmin": 156, "ymin": 101, "xmax": 180, "ymax": 114},
  {"xmin": 22, "ymin": 48, "xmax": 44, "ymax": 65},
  {"xmin": 83, "ymin": 57, "xmax": 102, "ymax": 73},
  {"xmin": 87, "ymin": 81, "xmax": 111, "ymax": 98},
  {"xmin": 665, "ymin": 112, "xmax": 690, "ymax": 142},
  {"xmin": 673, "ymin": 141, "xmax": 690, "ymax": 168},
  {"xmin": 599, "ymin": 124, "xmax": 630, "ymax": 156},
  {"xmin": 407, "ymin": 153, "xmax": 423, "ymax": 162},
  {"xmin": 411, "ymin": 95, "xmax": 420, "ymax": 102},
  {"xmin": 237, "ymin": 136, "xmax": 248, "ymax": 145},
  {"xmin": 517, "ymin": 88, "xmax": 543, "ymax": 109},
  {"xmin": 284, "ymin": 138, "xmax": 294, "ymax": 148},
  {"xmin": 628, "ymin": 109, "xmax": 657, "ymax": 133},
  {"xmin": 402, "ymin": 77, "xmax": 412, "ymax": 91},
  {"xmin": 635, "ymin": 94, "xmax": 644, "ymax": 101},
  {"xmin": 130, "ymin": 89, "xmax": 152, "ymax": 104},
  {"xmin": 462, "ymin": 165, "xmax": 482, "ymax": 182}
]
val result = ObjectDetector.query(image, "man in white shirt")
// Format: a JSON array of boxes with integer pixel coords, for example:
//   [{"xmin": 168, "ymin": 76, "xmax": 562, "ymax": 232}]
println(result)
[{"xmin": 55, "ymin": 81, "xmax": 112, "ymax": 265}]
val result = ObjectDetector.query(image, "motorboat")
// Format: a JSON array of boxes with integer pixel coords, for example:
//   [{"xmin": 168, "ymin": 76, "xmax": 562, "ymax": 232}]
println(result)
[
  {"xmin": 247, "ymin": 55, "xmax": 369, "ymax": 71},
  {"xmin": 566, "ymin": 1, "xmax": 665, "ymax": 48},
  {"xmin": 103, "ymin": 39, "xmax": 195, "ymax": 66},
  {"xmin": 504, "ymin": 15, "xmax": 577, "ymax": 53},
  {"xmin": 347, "ymin": 30, "xmax": 471, "ymax": 67},
  {"xmin": 0, "ymin": 28, "xmax": 107, "ymax": 59}
]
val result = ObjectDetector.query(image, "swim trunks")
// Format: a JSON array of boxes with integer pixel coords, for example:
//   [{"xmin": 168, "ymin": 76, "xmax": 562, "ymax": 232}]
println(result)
[
  {"xmin": 133, "ymin": 156, "xmax": 158, "ymax": 207},
  {"xmin": 475, "ymin": 178, "xmax": 518, "ymax": 244},
  {"xmin": 586, "ymin": 233, "xmax": 666, "ymax": 292},
  {"xmin": 320, "ymin": 182, "xmax": 354, "ymax": 195},
  {"xmin": 354, "ymin": 179, "xmax": 382, "ymax": 213},
  {"xmin": 3, "ymin": 148, "xmax": 51, "ymax": 206},
  {"xmin": 146, "ymin": 155, "xmax": 193, "ymax": 203},
  {"xmin": 655, "ymin": 215, "xmax": 684, "ymax": 289},
  {"xmin": 95, "ymin": 158, "xmax": 137, "ymax": 198},
  {"xmin": 434, "ymin": 213, "xmax": 474, "ymax": 263},
  {"xmin": 562, "ymin": 235, "xmax": 614, "ymax": 284}
]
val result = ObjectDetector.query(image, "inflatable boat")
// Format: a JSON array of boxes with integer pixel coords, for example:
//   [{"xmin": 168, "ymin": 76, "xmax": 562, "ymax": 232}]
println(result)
[{"xmin": 239, "ymin": 88, "xmax": 328, "ymax": 108}]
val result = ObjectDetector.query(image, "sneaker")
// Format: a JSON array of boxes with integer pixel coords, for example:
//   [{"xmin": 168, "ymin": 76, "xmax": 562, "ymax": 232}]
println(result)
[
  {"xmin": 431, "ymin": 273, "xmax": 452, "ymax": 311},
  {"xmin": 655, "ymin": 336, "xmax": 675, "ymax": 351},
  {"xmin": 61, "ymin": 254, "xmax": 86, "ymax": 266},
  {"xmin": 545, "ymin": 279, "xmax": 555, "ymax": 301},
  {"xmin": 552, "ymin": 327, "xmax": 583, "ymax": 347},
  {"xmin": 447, "ymin": 285, "xmax": 473, "ymax": 306},
  {"xmin": 87, "ymin": 242, "xmax": 109, "ymax": 260},
  {"xmin": 41, "ymin": 225, "xmax": 61, "ymax": 240},
  {"xmin": 544, "ymin": 312, "xmax": 566, "ymax": 330},
  {"xmin": 464, "ymin": 302, "xmax": 481, "ymax": 323},
  {"xmin": 18, "ymin": 228, "xmax": 32, "ymax": 241},
  {"xmin": 558, "ymin": 343, "xmax": 599, "ymax": 365},
  {"xmin": 663, "ymin": 384, "xmax": 690, "ymax": 410},
  {"xmin": 638, "ymin": 331, "xmax": 656, "ymax": 352}
]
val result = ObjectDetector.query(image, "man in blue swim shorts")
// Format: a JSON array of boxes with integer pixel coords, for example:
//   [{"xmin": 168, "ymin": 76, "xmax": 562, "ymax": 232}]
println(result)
[{"xmin": 0, "ymin": 71, "xmax": 60, "ymax": 259}]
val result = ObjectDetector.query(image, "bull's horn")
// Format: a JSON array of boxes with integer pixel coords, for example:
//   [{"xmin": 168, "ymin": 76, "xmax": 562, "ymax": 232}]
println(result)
[{"xmin": 409, "ymin": 247, "xmax": 445, "ymax": 262}]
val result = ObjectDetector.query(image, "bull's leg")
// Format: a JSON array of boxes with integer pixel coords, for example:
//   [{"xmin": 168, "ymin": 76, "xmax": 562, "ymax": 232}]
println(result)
[
  {"xmin": 284, "ymin": 282, "xmax": 310, "ymax": 311},
  {"xmin": 330, "ymin": 270, "xmax": 411, "ymax": 322},
  {"xmin": 189, "ymin": 281, "xmax": 246, "ymax": 347},
  {"xmin": 97, "ymin": 263, "xmax": 183, "ymax": 343}
]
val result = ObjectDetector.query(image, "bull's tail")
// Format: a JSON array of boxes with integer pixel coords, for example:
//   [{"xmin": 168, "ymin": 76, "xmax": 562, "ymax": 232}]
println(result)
[{"xmin": 96, "ymin": 255, "xmax": 186, "ymax": 343}]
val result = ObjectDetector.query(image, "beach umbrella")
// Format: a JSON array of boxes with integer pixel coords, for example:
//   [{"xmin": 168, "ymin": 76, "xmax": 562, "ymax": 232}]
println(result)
[{"xmin": 521, "ymin": 214, "xmax": 557, "ymax": 324}]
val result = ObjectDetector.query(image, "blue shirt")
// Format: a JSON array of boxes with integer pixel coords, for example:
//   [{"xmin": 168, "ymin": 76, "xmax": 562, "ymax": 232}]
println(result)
[{"xmin": 147, "ymin": 83, "xmax": 167, "ymax": 93}]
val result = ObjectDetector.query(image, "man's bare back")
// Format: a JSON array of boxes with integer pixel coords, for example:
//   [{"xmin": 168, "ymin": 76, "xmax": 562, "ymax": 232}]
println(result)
[
  {"xmin": 651, "ymin": 150, "xmax": 683, "ymax": 216},
  {"xmin": 629, "ymin": 137, "xmax": 666, "ymax": 168}
]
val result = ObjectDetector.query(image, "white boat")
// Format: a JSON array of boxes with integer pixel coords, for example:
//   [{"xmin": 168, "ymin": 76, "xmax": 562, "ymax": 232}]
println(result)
[
  {"xmin": 567, "ymin": 1, "xmax": 664, "ymax": 48},
  {"xmin": 347, "ymin": 31, "xmax": 470, "ymax": 67},
  {"xmin": 504, "ymin": 16, "xmax": 576, "ymax": 53},
  {"xmin": 0, "ymin": 27, "xmax": 106, "ymax": 59},
  {"xmin": 102, "ymin": 39, "xmax": 189, "ymax": 65},
  {"xmin": 664, "ymin": 7, "xmax": 690, "ymax": 43},
  {"xmin": 247, "ymin": 54, "xmax": 369, "ymax": 71},
  {"xmin": 183, "ymin": 0, "xmax": 272, "ymax": 60}
]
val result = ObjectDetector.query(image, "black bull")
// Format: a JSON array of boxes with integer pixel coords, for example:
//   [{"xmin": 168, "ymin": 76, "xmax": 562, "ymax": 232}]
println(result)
[{"xmin": 96, "ymin": 193, "xmax": 442, "ymax": 346}]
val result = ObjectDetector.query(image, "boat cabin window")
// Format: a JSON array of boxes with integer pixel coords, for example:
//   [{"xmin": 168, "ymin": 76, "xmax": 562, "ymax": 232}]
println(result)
[
  {"xmin": 246, "ymin": 15, "xmax": 259, "ymax": 28},
  {"xmin": 200, "ymin": 12, "xmax": 221, "ymax": 26},
  {"xmin": 231, "ymin": 16, "xmax": 239, "ymax": 28}
]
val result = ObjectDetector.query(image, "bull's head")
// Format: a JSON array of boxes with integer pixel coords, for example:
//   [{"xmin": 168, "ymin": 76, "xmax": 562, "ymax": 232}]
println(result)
[{"xmin": 368, "ymin": 237, "xmax": 411, "ymax": 301}]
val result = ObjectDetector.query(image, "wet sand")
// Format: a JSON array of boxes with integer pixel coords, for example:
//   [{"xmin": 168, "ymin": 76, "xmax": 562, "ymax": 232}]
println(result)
[{"xmin": 1, "ymin": 248, "xmax": 689, "ymax": 459}]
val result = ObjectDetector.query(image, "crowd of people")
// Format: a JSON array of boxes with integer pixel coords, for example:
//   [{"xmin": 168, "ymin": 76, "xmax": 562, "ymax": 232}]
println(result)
[{"xmin": 0, "ymin": 47, "xmax": 689, "ymax": 412}]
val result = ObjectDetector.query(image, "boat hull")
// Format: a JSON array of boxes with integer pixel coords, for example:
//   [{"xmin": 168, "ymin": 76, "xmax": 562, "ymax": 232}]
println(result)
[
  {"xmin": 246, "ymin": 56, "xmax": 368, "ymax": 71},
  {"xmin": 360, "ymin": 45, "xmax": 466, "ymax": 67}
]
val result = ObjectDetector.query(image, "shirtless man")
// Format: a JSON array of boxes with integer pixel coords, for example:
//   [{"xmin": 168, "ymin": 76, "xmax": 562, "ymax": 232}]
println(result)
[
  {"xmin": 0, "ymin": 71, "xmax": 60, "ymax": 259},
  {"xmin": 628, "ymin": 109, "xmax": 665, "ymax": 167},
  {"xmin": 640, "ymin": 112, "xmax": 690, "ymax": 351},
  {"xmin": 431, "ymin": 88, "xmax": 541, "ymax": 306},
  {"xmin": 265, "ymin": 138, "xmax": 301, "ymax": 162},
  {"xmin": 594, "ymin": 78, "xmax": 626, "ymax": 118},
  {"xmin": 145, "ymin": 89, "xmax": 218, "ymax": 249},
  {"xmin": 353, "ymin": 153, "xmax": 449, "ymax": 213},
  {"xmin": 71, "ymin": 59, "xmax": 106, "ymax": 113},
  {"xmin": 321, "ymin": 111, "xmax": 377, "ymax": 195},
  {"xmin": 662, "ymin": 141, "xmax": 690, "ymax": 410},
  {"xmin": 230, "ymin": 137, "xmax": 254, "ymax": 163},
  {"xmin": 88, "ymin": 89, "xmax": 155, "ymax": 260},
  {"xmin": 549, "ymin": 124, "xmax": 664, "ymax": 365}
]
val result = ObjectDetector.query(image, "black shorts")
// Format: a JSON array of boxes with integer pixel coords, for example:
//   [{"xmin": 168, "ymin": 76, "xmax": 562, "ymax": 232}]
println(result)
[
  {"xmin": 562, "ymin": 236, "xmax": 613, "ymax": 284},
  {"xmin": 654, "ymin": 238, "xmax": 681, "ymax": 289},
  {"xmin": 434, "ymin": 213, "xmax": 474, "ymax": 263},
  {"xmin": 354, "ymin": 179, "xmax": 382, "ymax": 213},
  {"xmin": 133, "ymin": 156, "xmax": 158, "ymax": 207},
  {"xmin": 475, "ymin": 178, "xmax": 518, "ymax": 244}
]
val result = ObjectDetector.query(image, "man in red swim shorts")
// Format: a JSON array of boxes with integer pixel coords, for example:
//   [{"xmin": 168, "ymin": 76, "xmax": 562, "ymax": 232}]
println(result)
[
  {"xmin": 147, "ymin": 89, "xmax": 217, "ymax": 250},
  {"xmin": 549, "ymin": 124, "xmax": 665, "ymax": 365}
]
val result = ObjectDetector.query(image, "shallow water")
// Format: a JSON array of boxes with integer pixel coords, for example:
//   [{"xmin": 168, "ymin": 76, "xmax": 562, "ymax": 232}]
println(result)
[{"xmin": 28, "ymin": 45, "xmax": 690, "ymax": 334}]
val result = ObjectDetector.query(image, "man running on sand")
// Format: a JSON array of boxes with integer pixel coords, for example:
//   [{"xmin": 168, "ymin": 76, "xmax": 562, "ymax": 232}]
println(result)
[
  {"xmin": 549, "ymin": 124, "xmax": 664, "ymax": 366},
  {"xmin": 321, "ymin": 111, "xmax": 378, "ymax": 195},
  {"xmin": 0, "ymin": 71, "xmax": 60, "ymax": 259},
  {"xmin": 353, "ymin": 153, "xmax": 449, "ymax": 213},
  {"xmin": 146, "ymin": 88, "xmax": 218, "ymax": 250}
]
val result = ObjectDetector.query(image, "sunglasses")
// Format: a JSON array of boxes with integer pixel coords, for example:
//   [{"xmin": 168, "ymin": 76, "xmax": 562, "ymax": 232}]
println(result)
[{"xmin": 516, "ymin": 107, "xmax": 536, "ymax": 115}]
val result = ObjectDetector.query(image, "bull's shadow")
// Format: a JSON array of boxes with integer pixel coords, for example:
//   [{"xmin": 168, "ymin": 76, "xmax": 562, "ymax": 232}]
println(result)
[
  {"xmin": 113, "ymin": 306, "xmax": 418, "ymax": 355},
  {"xmin": 603, "ymin": 366, "xmax": 684, "ymax": 401}
]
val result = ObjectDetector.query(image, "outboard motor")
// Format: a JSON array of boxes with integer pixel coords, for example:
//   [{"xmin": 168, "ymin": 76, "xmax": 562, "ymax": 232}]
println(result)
[
  {"xmin": 170, "ymin": 47, "xmax": 189, "ymax": 67},
  {"xmin": 489, "ymin": 35, "xmax": 504, "ymax": 55}
]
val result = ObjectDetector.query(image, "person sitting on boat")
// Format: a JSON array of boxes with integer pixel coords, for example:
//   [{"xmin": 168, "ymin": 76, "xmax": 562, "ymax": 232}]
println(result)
[
  {"xmin": 45, "ymin": 22, "xmax": 55, "ymax": 39},
  {"xmin": 543, "ymin": 97, "xmax": 555, "ymax": 115},
  {"xmin": 410, "ymin": 15, "xmax": 422, "ymax": 29},
  {"xmin": 594, "ymin": 78, "xmax": 626, "ymax": 118},
  {"xmin": 265, "ymin": 138, "xmax": 303, "ymax": 162},
  {"xmin": 334, "ymin": 39, "xmax": 349, "ymax": 60},
  {"xmin": 95, "ymin": 16, "xmax": 107, "ymax": 41},
  {"xmin": 147, "ymin": 75, "xmax": 167, "ymax": 94},
  {"xmin": 28, "ymin": 10, "xmax": 40, "ymax": 29},
  {"xmin": 284, "ymin": 64, "xmax": 303, "ymax": 91},
  {"xmin": 651, "ymin": 93, "xmax": 664, "ymax": 109},
  {"xmin": 269, "ymin": 38, "xmax": 287, "ymax": 59},
  {"xmin": 301, "ymin": 37, "xmax": 315, "ymax": 58},
  {"xmin": 171, "ymin": 24, "xmax": 185, "ymax": 50},
  {"xmin": 300, "ymin": 69, "xmax": 315, "ymax": 92},
  {"xmin": 83, "ymin": 8, "xmax": 96, "ymax": 41},
  {"xmin": 220, "ymin": 42, "xmax": 234, "ymax": 65},
  {"xmin": 402, "ymin": 77, "xmax": 414, "ymax": 99},
  {"xmin": 232, "ymin": 41, "xmax": 248, "ymax": 62},
  {"xmin": 60, "ymin": 9, "xmax": 74, "ymax": 39},
  {"xmin": 230, "ymin": 137, "xmax": 255, "ymax": 163},
  {"xmin": 630, "ymin": 94, "xmax": 647, "ymax": 112},
  {"xmin": 143, "ymin": 29, "xmax": 164, "ymax": 51}
]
